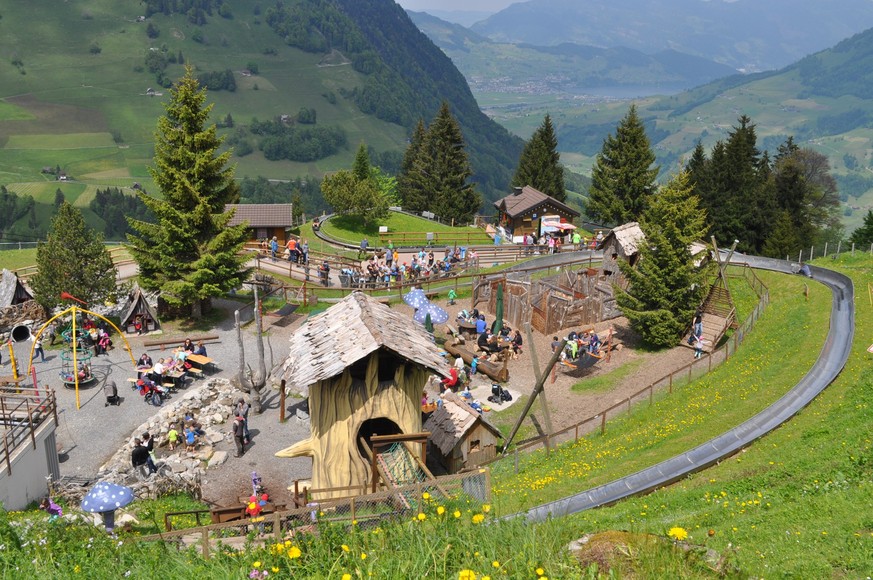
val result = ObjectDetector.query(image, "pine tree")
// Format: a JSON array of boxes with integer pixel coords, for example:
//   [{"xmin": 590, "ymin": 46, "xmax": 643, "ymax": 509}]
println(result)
[
  {"xmin": 31, "ymin": 201, "xmax": 117, "ymax": 309},
  {"xmin": 586, "ymin": 104, "xmax": 659, "ymax": 225},
  {"xmin": 405, "ymin": 102, "xmax": 480, "ymax": 224},
  {"xmin": 126, "ymin": 66, "xmax": 250, "ymax": 319},
  {"xmin": 352, "ymin": 142, "xmax": 370, "ymax": 182},
  {"xmin": 321, "ymin": 141, "xmax": 389, "ymax": 225},
  {"xmin": 849, "ymin": 209, "xmax": 873, "ymax": 246},
  {"xmin": 762, "ymin": 210, "xmax": 801, "ymax": 258},
  {"xmin": 397, "ymin": 119, "xmax": 427, "ymax": 212},
  {"xmin": 615, "ymin": 171, "xmax": 712, "ymax": 348},
  {"xmin": 512, "ymin": 114, "xmax": 565, "ymax": 202}
]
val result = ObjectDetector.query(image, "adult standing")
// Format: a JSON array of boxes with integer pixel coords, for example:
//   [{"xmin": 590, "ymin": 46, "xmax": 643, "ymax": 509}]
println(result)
[
  {"xmin": 232, "ymin": 412, "xmax": 246, "ymax": 457},
  {"xmin": 237, "ymin": 398, "xmax": 250, "ymax": 443},
  {"xmin": 131, "ymin": 438, "xmax": 154, "ymax": 475},
  {"xmin": 270, "ymin": 236, "xmax": 279, "ymax": 261},
  {"xmin": 693, "ymin": 310, "xmax": 703, "ymax": 338},
  {"xmin": 141, "ymin": 432, "xmax": 158, "ymax": 474},
  {"xmin": 359, "ymin": 237, "xmax": 369, "ymax": 259},
  {"xmin": 301, "ymin": 239, "xmax": 309, "ymax": 265}
]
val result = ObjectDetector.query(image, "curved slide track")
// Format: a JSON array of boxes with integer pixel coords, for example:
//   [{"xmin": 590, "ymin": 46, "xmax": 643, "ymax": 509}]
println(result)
[{"xmin": 514, "ymin": 255, "xmax": 855, "ymax": 523}]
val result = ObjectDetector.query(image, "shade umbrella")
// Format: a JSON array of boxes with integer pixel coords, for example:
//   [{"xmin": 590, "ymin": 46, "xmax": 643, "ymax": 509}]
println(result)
[
  {"xmin": 81, "ymin": 481, "xmax": 135, "ymax": 534},
  {"xmin": 403, "ymin": 288, "xmax": 428, "ymax": 309},
  {"xmin": 494, "ymin": 283, "xmax": 504, "ymax": 335},
  {"xmin": 413, "ymin": 301, "xmax": 449, "ymax": 325}
]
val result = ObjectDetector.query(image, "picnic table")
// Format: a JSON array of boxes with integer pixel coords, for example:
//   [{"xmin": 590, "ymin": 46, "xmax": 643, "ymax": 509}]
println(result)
[
  {"xmin": 186, "ymin": 354, "xmax": 215, "ymax": 373},
  {"xmin": 457, "ymin": 321, "xmax": 478, "ymax": 339}
]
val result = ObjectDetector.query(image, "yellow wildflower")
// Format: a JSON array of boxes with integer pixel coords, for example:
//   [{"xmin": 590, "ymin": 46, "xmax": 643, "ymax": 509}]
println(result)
[
  {"xmin": 536, "ymin": 568, "xmax": 545, "ymax": 575},
  {"xmin": 361, "ymin": 552, "xmax": 368, "ymax": 560},
  {"xmin": 342, "ymin": 575, "xmax": 352, "ymax": 580},
  {"xmin": 668, "ymin": 527, "xmax": 688, "ymax": 541},
  {"xmin": 288, "ymin": 546, "xmax": 302, "ymax": 559},
  {"xmin": 472, "ymin": 514, "xmax": 485, "ymax": 524},
  {"xmin": 418, "ymin": 512, "xmax": 427, "ymax": 521},
  {"xmin": 422, "ymin": 492, "xmax": 431, "ymax": 500},
  {"xmin": 437, "ymin": 506, "xmax": 446, "ymax": 515},
  {"xmin": 458, "ymin": 570, "xmax": 477, "ymax": 580},
  {"xmin": 454, "ymin": 510, "xmax": 462, "ymax": 518},
  {"xmin": 342, "ymin": 544, "xmax": 350, "ymax": 552},
  {"xmin": 253, "ymin": 561, "xmax": 262, "ymax": 568}
]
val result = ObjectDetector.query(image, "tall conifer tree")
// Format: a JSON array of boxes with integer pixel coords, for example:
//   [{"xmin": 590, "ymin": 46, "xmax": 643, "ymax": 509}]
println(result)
[
  {"xmin": 586, "ymin": 105, "xmax": 658, "ymax": 225},
  {"xmin": 31, "ymin": 202, "xmax": 117, "ymax": 309},
  {"xmin": 127, "ymin": 67, "xmax": 249, "ymax": 318},
  {"xmin": 616, "ymin": 171, "xmax": 712, "ymax": 347},
  {"xmin": 397, "ymin": 119, "xmax": 427, "ymax": 212},
  {"xmin": 405, "ymin": 102, "xmax": 480, "ymax": 223},
  {"xmin": 512, "ymin": 114, "xmax": 565, "ymax": 202}
]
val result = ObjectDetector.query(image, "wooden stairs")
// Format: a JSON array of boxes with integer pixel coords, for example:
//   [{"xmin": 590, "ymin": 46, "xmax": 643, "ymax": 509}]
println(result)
[{"xmin": 683, "ymin": 280, "xmax": 736, "ymax": 353}]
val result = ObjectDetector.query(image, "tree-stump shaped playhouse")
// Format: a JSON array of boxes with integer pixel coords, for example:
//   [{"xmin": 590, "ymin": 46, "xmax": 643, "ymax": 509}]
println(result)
[{"xmin": 274, "ymin": 292, "xmax": 450, "ymax": 497}]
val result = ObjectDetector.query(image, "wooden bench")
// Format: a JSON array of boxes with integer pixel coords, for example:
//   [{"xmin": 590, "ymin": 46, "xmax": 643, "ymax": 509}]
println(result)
[
  {"xmin": 187, "ymin": 368, "xmax": 203, "ymax": 377},
  {"xmin": 142, "ymin": 335, "xmax": 220, "ymax": 350}
]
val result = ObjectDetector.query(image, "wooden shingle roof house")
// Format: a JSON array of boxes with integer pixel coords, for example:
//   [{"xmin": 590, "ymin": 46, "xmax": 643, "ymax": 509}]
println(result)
[
  {"xmin": 0, "ymin": 269, "xmax": 32, "ymax": 308},
  {"xmin": 225, "ymin": 203, "xmax": 294, "ymax": 246},
  {"xmin": 493, "ymin": 186, "xmax": 579, "ymax": 239},
  {"xmin": 274, "ymin": 292, "xmax": 450, "ymax": 497},
  {"xmin": 424, "ymin": 391, "xmax": 503, "ymax": 474}
]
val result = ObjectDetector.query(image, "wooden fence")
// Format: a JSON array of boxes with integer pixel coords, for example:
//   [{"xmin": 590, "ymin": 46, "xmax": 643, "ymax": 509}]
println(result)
[
  {"xmin": 136, "ymin": 468, "xmax": 491, "ymax": 558},
  {"xmin": 481, "ymin": 264, "xmax": 769, "ymax": 465}
]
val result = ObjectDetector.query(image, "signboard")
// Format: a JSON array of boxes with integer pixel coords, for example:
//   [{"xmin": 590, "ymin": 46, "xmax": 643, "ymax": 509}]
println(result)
[{"xmin": 378, "ymin": 226, "xmax": 388, "ymax": 233}]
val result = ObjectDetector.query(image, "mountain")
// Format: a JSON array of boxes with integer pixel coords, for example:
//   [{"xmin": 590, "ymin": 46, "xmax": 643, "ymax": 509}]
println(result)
[
  {"xmin": 421, "ymin": 9, "xmax": 494, "ymax": 27},
  {"xmin": 409, "ymin": 10, "xmax": 737, "ymax": 98},
  {"xmin": 548, "ymin": 26, "xmax": 873, "ymax": 232},
  {"xmin": 0, "ymin": 0, "xmax": 522, "ymax": 240},
  {"xmin": 470, "ymin": 0, "xmax": 873, "ymax": 73}
]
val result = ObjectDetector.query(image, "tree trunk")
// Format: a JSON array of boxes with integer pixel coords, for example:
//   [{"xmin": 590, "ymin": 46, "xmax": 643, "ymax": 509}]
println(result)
[
  {"xmin": 190, "ymin": 298, "xmax": 202, "ymax": 319},
  {"xmin": 234, "ymin": 285, "xmax": 268, "ymax": 414}
]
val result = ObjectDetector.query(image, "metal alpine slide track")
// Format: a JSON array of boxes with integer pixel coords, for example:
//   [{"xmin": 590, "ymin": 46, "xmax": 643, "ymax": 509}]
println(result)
[{"xmin": 510, "ymin": 254, "xmax": 855, "ymax": 523}]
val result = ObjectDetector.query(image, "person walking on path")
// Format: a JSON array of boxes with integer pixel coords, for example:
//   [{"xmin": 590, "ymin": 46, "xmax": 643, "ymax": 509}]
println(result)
[
  {"xmin": 270, "ymin": 236, "xmax": 279, "ymax": 261},
  {"xmin": 232, "ymin": 412, "xmax": 247, "ymax": 457},
  {"xmin": 359, "ymin": 237, "xmax": 369, "ymax": 259},
  {"xmin": 32, "ymin": 337, "xmax": 46, "ymax": 363}
]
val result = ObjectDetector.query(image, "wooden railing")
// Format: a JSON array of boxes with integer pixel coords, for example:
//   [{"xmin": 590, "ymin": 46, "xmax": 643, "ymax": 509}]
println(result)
[
  {"xmin": 377, "ymin": 231, "xmax": 490, "ymax": 245},
  {"xmin": 0, "ymin": 388, "xmax": 58, "ymax": 476},
  {"xmin": 14, "ymin": 246, "xmax": 133, "ymax": 281},
  {"xmin": 482, "ymin": 264, "xmax": 769, "ymax": 465}
]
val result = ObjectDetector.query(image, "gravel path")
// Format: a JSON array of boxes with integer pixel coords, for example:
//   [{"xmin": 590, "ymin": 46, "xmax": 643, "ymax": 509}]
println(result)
[{"xmin": 10, "ymin": 287, "xmax": 703, "ymax": 511}]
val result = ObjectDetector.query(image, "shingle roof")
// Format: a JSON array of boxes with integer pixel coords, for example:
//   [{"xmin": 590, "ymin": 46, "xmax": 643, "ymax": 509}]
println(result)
[
  {"xmin": 424, "ymin": 391, "xmax": 502, "ymax": 456},
  {"xmin": 225, "ymin": 204, "xmax": 294, "ymax": 228},
  {"xmin": 493, "ymin": 186, "xmax": 580, "ymax": 219},
  {"xmin": 603, "ymin": 222, "xmax": 646, "ymax": 255},
  {"xmin": 0, "ymin": 269, "xmax": 32, "ymax": 308},
  {"xmin": 273, "ymin": 292, "xmax": 451, "ymax": 395}
]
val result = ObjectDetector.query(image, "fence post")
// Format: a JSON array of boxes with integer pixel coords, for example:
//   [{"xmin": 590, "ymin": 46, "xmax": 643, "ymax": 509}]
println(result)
[
  {"xmin": 349, "ymin": 496, "xmax": 356, "ymax": 523},
  {"xmin": 836, "ymin": 241, "xmax": 841, "ymax": 256},
  {"xmin": 669, "ymin": 373, "xmax": 673, "ymax": 394},
  {"xmin": 852, "ymin": 243, "xmax": 855, "ymax": 256},
  {"xmin": 810, "ymin": 245, "xmax": 814, "ymax": 260},
  {"xmin": 798, "ymin": 249, "xmax": 803, "ymax": 263},
  {"xmin": 824, "ymin": 242, "xmax": 828, "ymax": 258},
  {"xmin": 514, "ymin": 448, "xmax": 519, "ymax": 474},
  {"xmin": 648, "ymin": 385, "xmax": 653, "ymax": 406},
  {"xmin": 279, "ymin": 380, "xmax": 286, "ymax": 423},
  {"xmin": 600, "ymin": 412, "xmax": 606, "ymax": 435},
  {"xmin": 201, "ymin": 528, "xmax": 210, "ymax": 559}
]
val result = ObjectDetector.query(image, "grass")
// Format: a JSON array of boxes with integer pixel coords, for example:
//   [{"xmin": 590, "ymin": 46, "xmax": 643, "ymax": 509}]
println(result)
[
  {"xmin": 570, "ymin": 356, "xmax": 650, "ymax": 393},
  {"xmin": 1, "ymin": 255, "xmax": 869, "ymax": 577},
  {"xmin": 320, "ymin": 213, "xmax": 492, "ymax": 247},
  {"xmin": 489, "ymin": 268, "xmax": 832, "ymax": 513}
]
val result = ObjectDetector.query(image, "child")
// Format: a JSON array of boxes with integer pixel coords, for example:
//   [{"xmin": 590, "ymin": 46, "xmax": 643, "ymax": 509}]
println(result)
[
  {"xmin": 447, "ymin": 288, "xmax": 457, "ymax": 305},
  {"xmin": 39, "ymin": 497, "xmax": 63, "ymax": 522},
  {"xmin": 167, "ymin": 423, "xmax": 179, "ymax": 451},
  {"xmin": 184, "ymin": 425, "xmax": 197, "ymax": 452},
  {"xmin": 470, "ymin": 356, "xmax": 479, "ymax": 376}
]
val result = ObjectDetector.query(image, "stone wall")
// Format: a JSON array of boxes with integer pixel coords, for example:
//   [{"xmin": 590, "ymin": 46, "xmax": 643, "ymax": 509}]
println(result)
[
  {"xmin": 0, "ymin": 301, "xmax": 47, "ymax": 337},
  {"xmin": 97, "ymin": 377, "xmax": 248, "ymax": 500}
]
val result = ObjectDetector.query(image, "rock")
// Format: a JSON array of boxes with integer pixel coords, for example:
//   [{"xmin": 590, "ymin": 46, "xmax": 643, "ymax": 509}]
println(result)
[
  {"xmin": 212, "ymin": 413, "xmax": 224, "ymax": 424},
  {"xmin": 208, "ymin": 432, "xmax": 225, "ymax": 444},
  {"xmin": 208, "ymin": 451, "xmax": 228, "ymax": 467},
  {"xmin": 195, "ymin": 445, "xmax": 214, "ymax": 461},
  {"xmin": 169, "ymin": 462, "xmax": 187, "ymax": 474},
  {"xmin": 116, "ymin": 513, "xmax": 139, "ymax": 526}
]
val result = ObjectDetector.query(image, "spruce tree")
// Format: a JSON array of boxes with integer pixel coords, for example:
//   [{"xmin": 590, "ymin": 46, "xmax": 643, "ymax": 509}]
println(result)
[
  {"xmin": 397, "ymin": 119, "xmax": 427, "ymax": 212},
  {"xmin": 615, "ymin": 171, "xmax": 712, "ymax": 348},
  {"xmin": 406, "ymin": 102, "xmax": 480, "ymax": 224},
  {"xmin": 586, "ymin": 104, "xmax": 659, "ymax": 225},
  {"xmin": 321, "ymin": 141, "xmax": 389, "ymax": 225},
  {"xmin": 31, "ymin": 201, "xmax": 117, "ymax": 309},
  {"xmin": 849, "ymin": 210, "xmax": 873, "ymax": 246},
  {"xmin": 762, "ymin": 211, "xmax": 801, "ymax": 259},
  {"xmin": 512, "ymin": 114, "xmax": 565, "ymax": 202},
  {"xmin": 127, "ymin": 67, "xmax": 249, "ymax": 319},
  {"xmin": 352, "ymin": 142, "xmax": 371, "ymax": 182}
]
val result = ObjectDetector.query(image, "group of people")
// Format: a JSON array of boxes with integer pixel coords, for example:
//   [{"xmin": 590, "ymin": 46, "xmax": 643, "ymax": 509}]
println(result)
[
  {"xmin": 553, "ymin": 329, "xmax": 603, "ymax": 362},
  {"xmin": 263, "ymin": 236, "xmax": 310, "ymax": 264}
]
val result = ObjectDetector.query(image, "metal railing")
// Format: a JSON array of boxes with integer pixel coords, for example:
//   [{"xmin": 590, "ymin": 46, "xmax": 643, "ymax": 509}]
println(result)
[{"xmin": 0, "ymin": 387, "xmax": 58, "ymax": 476}]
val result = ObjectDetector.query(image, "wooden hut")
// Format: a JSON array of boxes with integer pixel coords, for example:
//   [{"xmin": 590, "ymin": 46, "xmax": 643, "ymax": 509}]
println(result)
[
  {"xmin": 424, "ymin": 392, "xmax": 503, "ymax": 473},
  {"xmin": 493, "ymin": 186, "xmax": 579, "ymax": 240},
  {"xmin": 274, "ymin": 292, "xmax": 451, "ymax": 497},
  {"xmin": 119, "ymin": 285, "xmax": 160, "ymax": 334},
  {"xmin": 226, "ymin": 203, "xmax": 294, "ymax": 246},
  {"xmin": 0, "ymin": 269, "xmax": 32, "ymax": 308},
  {"xmin": 599, "ymin": 222, "xmax": 646, "ymax": 285}
]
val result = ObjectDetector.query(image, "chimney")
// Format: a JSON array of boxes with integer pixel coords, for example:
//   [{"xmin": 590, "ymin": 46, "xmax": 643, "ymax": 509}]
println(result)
[{"xmin": 513, "ymin": 186, "xmax": 523, "ymax": 196}]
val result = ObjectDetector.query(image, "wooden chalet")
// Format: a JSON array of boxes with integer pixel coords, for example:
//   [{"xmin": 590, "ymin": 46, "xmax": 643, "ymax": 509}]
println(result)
[
  {"xmin": 225, "ymin": 203, "xmax": 294, "ymax": 246},
  {"xmin": 274, "ymin": 292, "xmax": 451, "ymax": 497},
  {"xmin": 424, "ymin": 392, "xmax": 502, "ymax": 474},
  {"xmin": 599, "ymin": 222, "xmax": 646, "ymax": 283},
  {"xmin": 0, "ymin": 269, "xmax": 32, "ymax": 308},
  {"xmin": 493, "ymin": 186, "xmax": 579, "ymax": 239}
]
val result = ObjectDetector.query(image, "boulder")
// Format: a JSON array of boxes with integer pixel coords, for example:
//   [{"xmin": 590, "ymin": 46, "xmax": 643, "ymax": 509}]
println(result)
[{"xmin": 208, "ymin": 451, "xmax": 228, "ymax": 467}]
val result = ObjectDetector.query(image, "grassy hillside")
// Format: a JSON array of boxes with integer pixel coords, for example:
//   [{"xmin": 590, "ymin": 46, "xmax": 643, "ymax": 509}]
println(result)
[
  {"xmin": 483, "ymin": 28, "xmax": 873, "ymax": 234},
  {"xmin": 0, "ymin": 0, "xmax": 523, "ymax": 239}
]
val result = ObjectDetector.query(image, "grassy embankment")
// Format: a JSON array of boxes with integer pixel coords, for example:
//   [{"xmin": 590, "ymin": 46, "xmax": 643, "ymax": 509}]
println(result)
[{"xmin": 2, "ymin": 256, "xmax": 867, "ymax": 577}]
